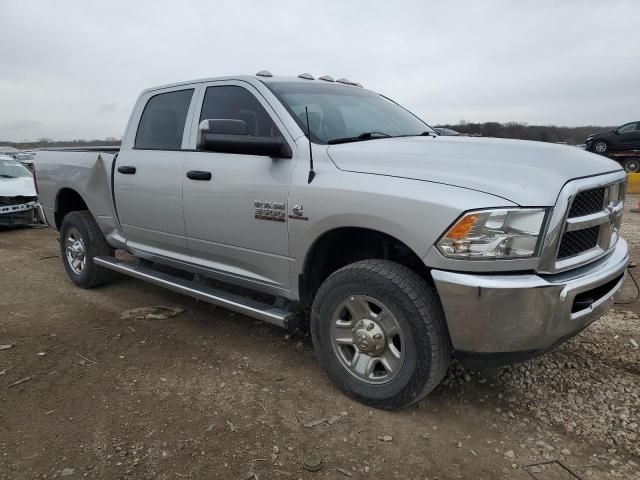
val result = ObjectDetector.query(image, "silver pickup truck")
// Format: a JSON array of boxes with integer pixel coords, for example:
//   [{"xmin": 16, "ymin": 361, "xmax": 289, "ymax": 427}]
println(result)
[{"xmin": 36, "ymin": 72, "xmax": 629, "ymax": 409}]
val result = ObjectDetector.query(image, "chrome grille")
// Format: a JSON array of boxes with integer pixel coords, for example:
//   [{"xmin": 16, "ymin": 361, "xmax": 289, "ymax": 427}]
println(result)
[
  {"xmin": 568, "ymin": 188, "xmax": 605, "ymax": 218},
  {"xmin": 538, "ymin": 172, "xmax": 626, "ymax": 274},
  {"xmin": 557, "ymin": 226, "xmax": 599, "ymax": 259}
]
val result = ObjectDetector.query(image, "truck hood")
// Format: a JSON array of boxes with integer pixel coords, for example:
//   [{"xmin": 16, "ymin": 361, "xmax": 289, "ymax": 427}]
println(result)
[
  {"xmin": 0, "ymin": 176, "xmax": 37, "ymax": 198},
  {"xmin": 327, "ymin": 136, "xmax": 622, "ymax": 205}
]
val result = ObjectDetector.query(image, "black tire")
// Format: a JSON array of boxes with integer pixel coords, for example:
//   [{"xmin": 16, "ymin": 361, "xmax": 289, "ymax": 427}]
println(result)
[
  {"xmin": 59, "ymin": 210, "xmax": 116, "ymax": 288},
  {"xmin": 592, "ymin": 140, "xmax": 608, "ymax": 154},
  {"xmin": 623, "ymin": 158, "xmax": 640, "ymax": 173},
  {"xmin": 310, "ymin": 259, "xmax": 451, "ymax": 409}
]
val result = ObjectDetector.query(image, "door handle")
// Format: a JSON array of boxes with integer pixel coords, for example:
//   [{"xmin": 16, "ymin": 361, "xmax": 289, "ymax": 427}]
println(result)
[
  {"xmin": 117, "ymin": 166, "xmax": 136, "ymax": 174},
  {"xmin": 186, "ymin": 170, "xmax": 212, "ymax": 181}
]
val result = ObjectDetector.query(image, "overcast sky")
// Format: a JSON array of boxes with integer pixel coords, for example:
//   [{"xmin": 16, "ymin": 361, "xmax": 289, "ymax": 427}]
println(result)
[{"xmin": 0, "ymin": 0, "xmax": 638, "ymax": 141}]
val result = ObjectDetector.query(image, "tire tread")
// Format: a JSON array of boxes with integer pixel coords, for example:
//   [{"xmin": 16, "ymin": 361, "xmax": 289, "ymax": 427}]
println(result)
[
  {"xmin": 311, "ymin": 259, "xmax": 451, "ymax": 409},
  {"xmin": 60, "ymin": 210, "xmax": 115, "ymax": 288}
]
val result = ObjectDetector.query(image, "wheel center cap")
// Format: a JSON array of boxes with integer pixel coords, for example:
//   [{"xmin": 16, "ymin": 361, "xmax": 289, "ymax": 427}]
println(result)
[
  {"xmin": 71, "ymin": 242, "xmax": 84, "ymax": 259},
  {"xmin": 352, "ymin": 320, "xmax": 385, "ymax": 356}
]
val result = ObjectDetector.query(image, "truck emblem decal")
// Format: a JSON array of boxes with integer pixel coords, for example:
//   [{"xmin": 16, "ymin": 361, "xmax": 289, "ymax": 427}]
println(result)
[
  {"xmin": 254, "ymin": 201, "xmax": 286, "ymax": 222},
  {"xmin": 289, "ymin": 203, "xmax": 308, "ymax": 221}
]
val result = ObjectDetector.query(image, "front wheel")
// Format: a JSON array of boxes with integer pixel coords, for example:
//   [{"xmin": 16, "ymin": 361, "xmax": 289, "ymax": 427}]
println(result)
[
  {"xmin": 624, "ymin": 158, "xmax": 640, "ymax": 173},
  {"xmin": 310, "ymin": 260, "xmax": 451, "ymax": 409},
  {"xmin": 593, "ymin": 140, "xmax": 608, "ymax": 154},
  {"xmin": 60, "ymin": 210, "xmax": 116, "ymax": 288}
]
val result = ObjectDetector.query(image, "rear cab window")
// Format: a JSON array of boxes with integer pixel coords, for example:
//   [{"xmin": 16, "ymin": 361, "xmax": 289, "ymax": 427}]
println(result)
[{"xmin": 135, "ymin": 89, "xmax": 194, "ymax": 150}]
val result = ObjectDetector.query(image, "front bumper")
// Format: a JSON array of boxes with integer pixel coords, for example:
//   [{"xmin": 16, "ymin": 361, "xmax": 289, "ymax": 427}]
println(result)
[
  {"xmin": 0, "ymin": 201, "xmax": 45, "ymax": 226},
  {"xmin": 432, "ymin": 238, "xmax": 629, "ymax": 363}
]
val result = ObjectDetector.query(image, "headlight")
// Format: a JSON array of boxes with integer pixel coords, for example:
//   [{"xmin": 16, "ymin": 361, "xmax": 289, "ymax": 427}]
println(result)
[{"xmin": 437, "ymin": 208, "xmax": 547, "ymax": 260}]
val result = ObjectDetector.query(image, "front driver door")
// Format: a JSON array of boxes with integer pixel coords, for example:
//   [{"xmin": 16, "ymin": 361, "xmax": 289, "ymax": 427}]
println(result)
[
  {"xmin": 182, "ymin": 82, "xmax": 297, "ymax": 292},
  {"xmin": 114, "ymin": 87, "xmax": 197, "ymax": 260}
]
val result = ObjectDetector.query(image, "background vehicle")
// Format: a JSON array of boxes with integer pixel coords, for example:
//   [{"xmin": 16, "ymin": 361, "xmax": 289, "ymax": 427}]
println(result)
[
  {"xmin": 586, "ymin": 121, "xmax": 640, "ymax": 153},
  {"xmin": 15, "ymin": 151, "xmax": 36, "ymax": 171},
  {"xmin": 606, "ymin": 150, "xmax": 640, "ymax": 173},
  {"xmin": 0, "ymin": 156, "xmax": 43, "ymax": 226},
  {"xmin": 34, "ymin": 73, "xmax": 629, "ymax": 409}
]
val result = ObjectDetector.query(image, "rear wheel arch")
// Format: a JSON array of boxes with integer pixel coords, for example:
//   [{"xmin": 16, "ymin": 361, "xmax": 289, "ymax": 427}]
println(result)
[{"xmin": 55, "ymin": 188, "xmax": 88, "ymax": 229}]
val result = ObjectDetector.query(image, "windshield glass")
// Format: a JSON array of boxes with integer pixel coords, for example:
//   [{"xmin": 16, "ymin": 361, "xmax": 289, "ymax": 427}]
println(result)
[
  {"xmin": 265, "ymin": 81, "xmax": 434, "ymax": 144},
  {"xmin": 0, "ymin": 158, "xmax": 32, "ymax": 179}
]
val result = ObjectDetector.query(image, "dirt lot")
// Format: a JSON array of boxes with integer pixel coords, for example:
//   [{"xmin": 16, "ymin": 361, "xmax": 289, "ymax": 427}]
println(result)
[{"xmin": 1, "ymin": 198, "xmax": 640, "ymax": 480}]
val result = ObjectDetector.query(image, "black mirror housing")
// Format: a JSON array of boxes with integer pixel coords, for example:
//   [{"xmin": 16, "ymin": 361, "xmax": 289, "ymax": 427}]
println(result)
[
  {"xmin": 201, "ymin": 134, "xmax": 292, "ymax": 158},
  {"xmin": 198, "ymin": 118, "xmax": 292, "ymax": 158}
]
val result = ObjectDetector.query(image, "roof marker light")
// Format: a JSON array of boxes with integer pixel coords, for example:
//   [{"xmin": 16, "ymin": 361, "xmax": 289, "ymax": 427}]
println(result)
[
  {"xmin": 318, "ymin": 75, "xmax": 335, "ymax": 82},
  {"xmin": 256, "ymin": 70, "xmax": 273, "ymax": 77},
  {"xmin": 298, "ymin": 73, "xmax": 315, "ymax": 80},
  {"xmin": 335, "ymin": 78, "xmax": 351, "ymax": 85}
]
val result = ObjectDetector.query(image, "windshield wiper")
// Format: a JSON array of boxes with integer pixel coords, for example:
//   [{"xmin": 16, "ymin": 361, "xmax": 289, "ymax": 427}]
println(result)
[
  {"xmin": 0, "ymin": 174, "xmax": 17, "ymax": 178},
  {"xmin": 327, "ymin": 131, "xmax": 393, "ymax": 145},
  {"xmin": 395, "ymin": 131, "xmax": 436, "ymax": 138}
]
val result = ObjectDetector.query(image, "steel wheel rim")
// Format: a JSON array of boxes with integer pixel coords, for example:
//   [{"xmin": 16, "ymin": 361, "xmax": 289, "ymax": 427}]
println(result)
[
  {"xmin": 65, "ymin": 227, "xmax": 86, "ymax": 275},
  {"xmin": 330, "ymin": 295, "xmax": 405, "ymax": 385},
  {"xmin": 594, "ymin": 141, "xmax": 606, "ymax": 153}
]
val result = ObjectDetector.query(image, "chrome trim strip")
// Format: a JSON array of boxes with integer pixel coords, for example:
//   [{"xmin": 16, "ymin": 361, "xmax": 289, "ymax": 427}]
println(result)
[{"xmin": 565, "ymin": 210, "xmax": 609, "ymax": 231}]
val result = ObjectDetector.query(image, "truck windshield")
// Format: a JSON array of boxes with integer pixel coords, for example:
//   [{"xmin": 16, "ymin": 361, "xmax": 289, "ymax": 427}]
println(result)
[
  {"xmin": 0, "ymin": 159, "xmax": 32, "ymax": 179},
  {"xmin": 265, "ymin": 81, "xmax": 434, "ymax": 144}
]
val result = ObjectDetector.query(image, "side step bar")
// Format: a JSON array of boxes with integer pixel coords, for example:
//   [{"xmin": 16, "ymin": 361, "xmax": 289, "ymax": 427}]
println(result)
[{"xmin": 94, "ymin": 256, "xmax": 294, "ymax": 328}]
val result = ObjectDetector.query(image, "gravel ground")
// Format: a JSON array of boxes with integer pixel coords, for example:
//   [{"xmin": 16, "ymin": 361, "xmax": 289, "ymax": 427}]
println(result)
[{"xmin": 1, "ymin": 196, "xmax": 639, "ymax": 479}]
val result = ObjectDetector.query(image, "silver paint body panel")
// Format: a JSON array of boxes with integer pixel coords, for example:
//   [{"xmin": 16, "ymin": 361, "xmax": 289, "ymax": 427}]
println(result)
[{"xmin": 35, "ymin": 74, "xmax": 628, "ymax": 355}]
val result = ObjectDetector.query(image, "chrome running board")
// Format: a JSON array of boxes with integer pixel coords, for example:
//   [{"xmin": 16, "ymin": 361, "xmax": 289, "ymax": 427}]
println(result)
[{"xmin": 94, "ymin": 256, "xmax": 293, "ymax": 328}]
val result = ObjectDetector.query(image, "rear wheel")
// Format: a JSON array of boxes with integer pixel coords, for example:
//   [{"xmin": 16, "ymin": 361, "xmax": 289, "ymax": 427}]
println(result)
[
  {"xmin": 60, "ymin": 210, "xmax": 116, "ymax": 288},
  {"xmin": 593, "ymin": 140, "xmax": 608, "ymax": 154},
  {"xmin": 623, "ymin": 158, "xmax": 640, "ymax": 173},
  {"xmin": 310, "ymin": 260, "xmax": 451, "ymax": 409}
]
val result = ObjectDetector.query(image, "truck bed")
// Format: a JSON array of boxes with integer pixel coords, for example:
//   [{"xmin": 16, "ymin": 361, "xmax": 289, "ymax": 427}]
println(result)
[{"xmin": 35, "ymin": 149, "xmax": 121, "ymax": 243}]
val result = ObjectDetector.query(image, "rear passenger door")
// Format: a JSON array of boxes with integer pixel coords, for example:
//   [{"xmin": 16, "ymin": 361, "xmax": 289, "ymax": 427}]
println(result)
[
  {"xmin": 182, "ymin": 81, "xmax": 297, "ymax": 292},
  {"xmin": 114, "ymin": 87, "xmax": 197, "ymax": 260}
]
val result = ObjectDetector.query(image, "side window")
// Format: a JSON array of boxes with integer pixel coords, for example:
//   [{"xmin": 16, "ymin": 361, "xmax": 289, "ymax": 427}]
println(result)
[
  {"xmin": 618, "ymin": 122, "xmax": 636, "ymax": 134},
  {"xmin": 199, "ymin": 86, "xmax": 281, "ymax": 139},
  {"xmin": 135, "ymin": 89, "xmax": 194, "ymax": 150}
]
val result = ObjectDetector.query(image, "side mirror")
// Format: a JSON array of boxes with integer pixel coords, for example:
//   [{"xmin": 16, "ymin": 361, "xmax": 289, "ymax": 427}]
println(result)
[
  {"xmin": 613, "ymin": 129, "xmax": 620, "ymax": 135},
  {"xmin": 198, "ymin": 119, "xmax": 292, "ymax": 158}
]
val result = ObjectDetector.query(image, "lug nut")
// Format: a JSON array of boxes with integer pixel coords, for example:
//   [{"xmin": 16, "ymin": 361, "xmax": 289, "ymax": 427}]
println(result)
[
  {"xmin": 367, "ymin": 323, "xmax": 374, "ymax": 330},
  {"xmin": 373, "ymin": 333, "xmax": 382, "ymax": 339}
]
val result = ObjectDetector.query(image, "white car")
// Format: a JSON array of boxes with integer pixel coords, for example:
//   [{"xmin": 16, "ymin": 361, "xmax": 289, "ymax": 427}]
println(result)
[{"xmin": 0, "ymin": 156, "xmax": 43, "ymax": 226}]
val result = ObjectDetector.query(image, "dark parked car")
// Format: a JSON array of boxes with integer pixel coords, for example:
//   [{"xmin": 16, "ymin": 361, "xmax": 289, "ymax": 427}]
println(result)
[{"xmin": 586, "ymin": 121, "xmax": 640, "ymax": 154}]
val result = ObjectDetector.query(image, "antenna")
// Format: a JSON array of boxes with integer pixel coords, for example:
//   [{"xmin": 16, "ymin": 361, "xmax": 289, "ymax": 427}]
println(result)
[{"xmin": 305, "ymin": 106, "xmax": 315, "ymax": 184}]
